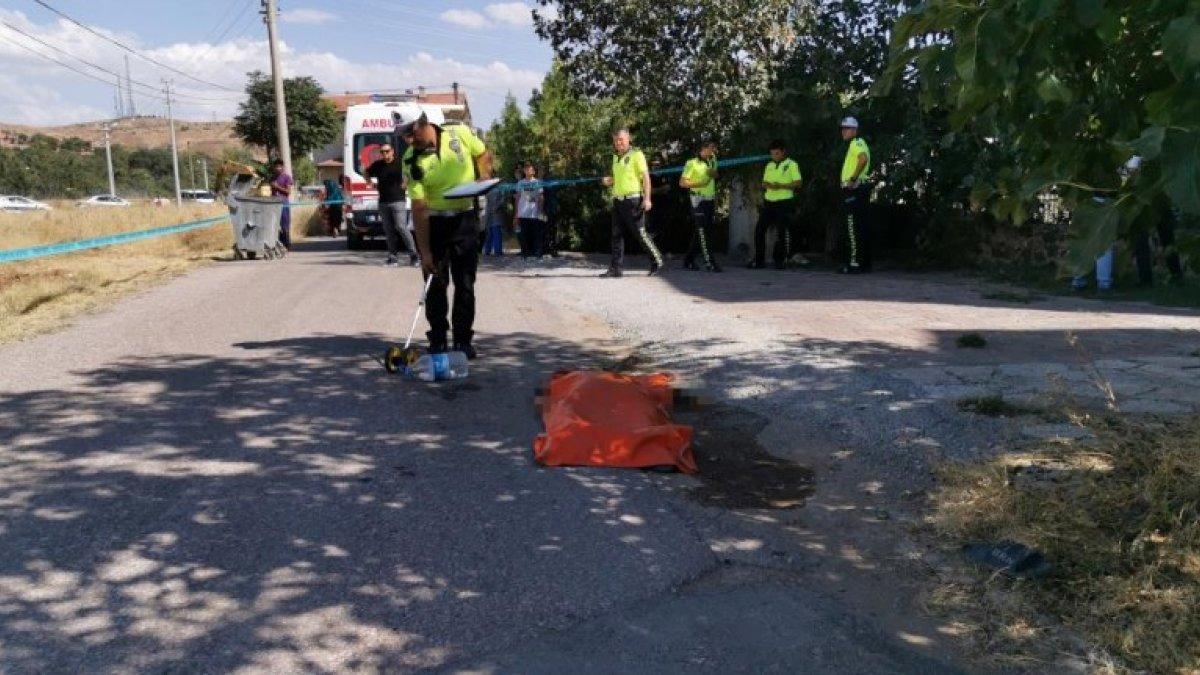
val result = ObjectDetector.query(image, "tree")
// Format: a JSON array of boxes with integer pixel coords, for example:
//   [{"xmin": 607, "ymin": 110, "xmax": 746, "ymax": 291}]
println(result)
[
  {"xmin": 533, "ymin": 0, "xmax": 801, "ymax": 146},
  {"xmin": 880, "ymin": 0, "xmax": 1200, "ymax": 269},
  {"xmin": 486, "ymin": 64, "xmax": 628, "ymax": 251},
  {"xmin": 487, "ymin": 94, "xmax": 538, "ymax": 179},
  {"xmin": 233, "ymin": 71, "xmax": 340, "ymax": 159}
]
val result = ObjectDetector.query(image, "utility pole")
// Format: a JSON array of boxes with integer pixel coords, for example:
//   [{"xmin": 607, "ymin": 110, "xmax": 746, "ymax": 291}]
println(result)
[
  {"xmin": 124, "ymin": 55, "xmax": 136, "ymax": 117},
  {"xmin": 188, "ymin": 145, "xmax": 196, "ymax": 189},
  {"xmin": 201, "ymin": 157, "xmax": 209, "ymax": 192},
  {"xmin": 262, "ymin": 0, "xmax": 292, "ymax": 177},
  {"xmin": 163, "ymin": 80, "xmax": 182, "ymax": 207},
  {"xmin": 101, "ymin": 122, "xmax": 116, "ymax": 197}
]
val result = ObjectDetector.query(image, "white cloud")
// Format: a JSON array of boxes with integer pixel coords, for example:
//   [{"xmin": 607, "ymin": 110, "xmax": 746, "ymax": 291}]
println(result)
[
  {"xmin": 439, "ymin": 9, "xmax": 489, "ymax": 30},
  {"xmin": 0, "ymin": 9, "xmax": 544, "ymax": 127},
  {"xmin": 279, "ymin": 9, "xmax": 339, "ymax": 25},
  {"xmin": 485, "ymin": 2, "xmax": 534, "ymax": 27}
]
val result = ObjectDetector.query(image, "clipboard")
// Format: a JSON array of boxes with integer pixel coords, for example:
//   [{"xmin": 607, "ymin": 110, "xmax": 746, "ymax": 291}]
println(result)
[{"xmin": 441, "ymin": 178, "xmax": 503, "ymax": 199}]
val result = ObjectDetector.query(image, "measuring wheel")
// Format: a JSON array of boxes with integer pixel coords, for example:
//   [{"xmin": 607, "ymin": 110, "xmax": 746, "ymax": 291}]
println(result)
[{"xmin": 384, "ymin": 344, "xmax": 421, "ymax": 374}]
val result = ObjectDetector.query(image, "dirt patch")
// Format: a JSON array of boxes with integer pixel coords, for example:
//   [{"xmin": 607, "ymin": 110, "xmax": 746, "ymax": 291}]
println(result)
[{"xmin": 678, "ymin": 403, "xmax": 815, "ymax": 510}]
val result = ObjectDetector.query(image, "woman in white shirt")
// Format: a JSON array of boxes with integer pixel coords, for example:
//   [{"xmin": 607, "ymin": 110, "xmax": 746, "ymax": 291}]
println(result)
[{"xmin": 513, "ymin": 161, "xmax": 546, "ymax": 260}]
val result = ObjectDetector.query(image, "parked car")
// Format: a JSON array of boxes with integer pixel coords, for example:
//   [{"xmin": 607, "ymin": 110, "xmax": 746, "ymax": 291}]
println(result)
[
  {"xmin": 181, "ymin": 189, "xmax": 216, "ymax": 204},
  {"xmin": 0, "ymin": 195, "xmax": 51, "ymax": 212},
  {"xmin": 77, "ymin": 195, "xmax": 131, "ymax": 208}
]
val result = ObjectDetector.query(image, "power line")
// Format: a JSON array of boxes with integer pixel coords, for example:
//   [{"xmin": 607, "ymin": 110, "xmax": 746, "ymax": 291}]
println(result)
[
  {"xmin": 0, "ymin": 31, "xmax": 230, "ymax": 109},
  {"xmin": 0, "ymin": 20, "xmax": 239, "ymax": 103},
  {"xmin": 29, "ymin": 0, "xmax": 241, "ymax": 92},
  {"xmin": 208, "ymin": 1, "xmax": 254, "ymax": 46},
  {"xmin": 0, "ymin": 32, "xmax": 159, "ymax": 99},
  {"xmin": 203, "ymin": 0, "xmax": 244, "ymax": 43}
]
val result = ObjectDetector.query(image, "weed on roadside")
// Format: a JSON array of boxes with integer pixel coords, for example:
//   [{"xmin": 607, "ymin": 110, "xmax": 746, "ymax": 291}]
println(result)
[
  {"xmin": 928, "ymin": 416, "xmax": 1200, "ymax": 672},
  {"xmin": 956, "ymin": 333, "xmax": 988, "ymax": 348}
]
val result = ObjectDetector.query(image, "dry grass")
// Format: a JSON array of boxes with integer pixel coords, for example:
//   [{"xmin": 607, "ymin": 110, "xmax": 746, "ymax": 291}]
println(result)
[
  {"xmin": 0, "ymin": 203, "xmax": 232, "ymax": 344},
  {"xmin": 929, "ymin": 416, "xmax": 1200, "ymax": 673}
]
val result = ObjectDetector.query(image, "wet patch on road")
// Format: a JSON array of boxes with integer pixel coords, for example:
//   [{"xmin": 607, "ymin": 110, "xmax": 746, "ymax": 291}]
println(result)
[{"xmin": 678, "ymin": 403, "xmax": 815, "ymax": 510}]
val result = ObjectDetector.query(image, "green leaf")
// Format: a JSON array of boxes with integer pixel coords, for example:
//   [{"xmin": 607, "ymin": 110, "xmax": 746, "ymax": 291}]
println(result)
[
  {"xmin": 1074, "ymin": 0, "xmax": 1103, "ymax": 27},
  {"xmin": 954, "ymin": 33, "xmax": 978, "ymax": 82},
  {"xmin": 1066, "ymin": 198, "xmax": 1120, "ymax": 274},
  {"xmin": 1036, "ymin": 73, "xmax": 1072, "ymax": 103},
  {"xmin": 1162, "ymin": 15, "xmax": 1200, "ymax": 78},
  {"xmin": 1125, "ymin": 126, "xmax": 1165, "ymax": 161},
  {"xmin": 1160, "ymin": 129, "xmax": 1200, "ymax": 215}
]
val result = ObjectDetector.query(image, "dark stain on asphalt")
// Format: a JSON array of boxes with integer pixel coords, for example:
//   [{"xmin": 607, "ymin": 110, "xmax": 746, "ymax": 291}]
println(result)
[{"xmin": 678, "ymin": 403, "xmax": 815, "ymax": 510}]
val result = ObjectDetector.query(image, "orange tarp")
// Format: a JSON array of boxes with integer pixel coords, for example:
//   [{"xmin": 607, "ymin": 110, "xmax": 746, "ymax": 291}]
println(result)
[{"xmin": 533, "ymin": 371, "xmax": 698, "ymax": 474}]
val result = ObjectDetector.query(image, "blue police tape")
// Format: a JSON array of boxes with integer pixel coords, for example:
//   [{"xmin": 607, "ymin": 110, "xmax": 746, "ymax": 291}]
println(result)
[
  {"xmin": 292, "ymin": 153, "xmax": 772, "ymax": 206},
  {"xmin": 0, "ymin": 215, "xmax": 230, "ymax": 265},
  {"xmin": 2, "ymin": 153, "xmax": 772, "ymax": 263},
  {"xmin": 489, "ymin": 153, "xmax": 770, "ymax": 195}
]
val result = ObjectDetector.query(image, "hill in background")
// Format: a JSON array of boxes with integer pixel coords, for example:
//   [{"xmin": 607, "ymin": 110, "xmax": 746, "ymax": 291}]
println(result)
[{"xmin": 0, "ymin": 116, "xmax": 259, "ymax": 158}]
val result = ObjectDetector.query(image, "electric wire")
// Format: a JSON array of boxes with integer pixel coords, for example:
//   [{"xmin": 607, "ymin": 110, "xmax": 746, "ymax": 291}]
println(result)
[{"xmin": 29, "ymin": 0, "xmax": 241, "ymax": 91}]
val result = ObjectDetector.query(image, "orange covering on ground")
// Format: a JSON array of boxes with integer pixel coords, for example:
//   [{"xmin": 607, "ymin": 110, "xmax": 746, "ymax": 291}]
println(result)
[{"xmin": 533, "ymin": 371, "xmax": 698, "ymax": 474}]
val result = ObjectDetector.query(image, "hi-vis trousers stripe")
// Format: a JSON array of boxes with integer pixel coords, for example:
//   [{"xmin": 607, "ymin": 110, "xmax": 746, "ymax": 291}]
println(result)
[
  {"xmin": 847, "ymin": 212, "xmax": 859, "ymax": 265},
  {"xmin": 638, "ymin": 228, "xmax": 663, "ymax": 266}
]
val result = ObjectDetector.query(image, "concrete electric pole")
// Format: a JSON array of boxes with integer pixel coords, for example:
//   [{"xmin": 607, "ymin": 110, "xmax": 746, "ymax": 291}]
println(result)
[
  {"xmin": 201, "ymin": 157, "xmax": 209, "ymax": 192},
  {"xmin": 101, "ymin": 122, "xmax": 116, "ymax": 197},
  {"xmin": 262, "ymin": 0, "xmax": 292, "ymax": 177},
  {"xmin": 164, "ymin": 80, "xmax": 182, "ymax": 207}
]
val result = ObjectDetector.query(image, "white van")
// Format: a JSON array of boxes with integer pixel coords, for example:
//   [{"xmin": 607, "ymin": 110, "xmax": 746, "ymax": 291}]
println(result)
[{"xmin": 341, "ymin": 100, "xmax": 449, "ymax": 249}]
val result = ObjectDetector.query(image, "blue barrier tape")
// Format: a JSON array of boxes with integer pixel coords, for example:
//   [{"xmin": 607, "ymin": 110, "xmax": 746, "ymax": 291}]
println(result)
[
  {"xmin": 2, "ymin": 153, "xmax": 771, "ymax": 263},
  {"xmin": 0, "ymin": 215, "xmax": 230, "ymax": 265},
  {"xmin": 292, "ymin": 153, "xmax": 772, "ymax": 206}
]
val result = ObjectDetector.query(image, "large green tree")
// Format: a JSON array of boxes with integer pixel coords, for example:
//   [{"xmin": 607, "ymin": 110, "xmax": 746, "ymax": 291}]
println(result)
[
  {"xmin": 880, "ymin": 0, "xmax": 1200, "ymax": 269},
  {"xmin": 533, "ymin": 0, "xmax": 800, "ymax": 146},
  {"xmin": 233, "ymin": 71, "xmax": 340, "ymax": 160}
]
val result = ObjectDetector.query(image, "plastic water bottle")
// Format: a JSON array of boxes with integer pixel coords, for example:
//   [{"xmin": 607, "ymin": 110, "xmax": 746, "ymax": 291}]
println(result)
[{"xmin": 405, "ymin": 352, "xmax": 469, "ymax": 381}]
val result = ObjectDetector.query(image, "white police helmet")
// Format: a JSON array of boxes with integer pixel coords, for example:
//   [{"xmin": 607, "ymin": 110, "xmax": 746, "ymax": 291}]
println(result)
[{"xmin": 840, "ymin": 116, "xmax": 859, "ymax": 129}]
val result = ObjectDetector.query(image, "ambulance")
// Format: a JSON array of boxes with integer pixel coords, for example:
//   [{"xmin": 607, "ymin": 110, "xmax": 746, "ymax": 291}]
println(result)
[{"xmin": 341, "ymin": 98, "xmax": 456, "ymax": 249}]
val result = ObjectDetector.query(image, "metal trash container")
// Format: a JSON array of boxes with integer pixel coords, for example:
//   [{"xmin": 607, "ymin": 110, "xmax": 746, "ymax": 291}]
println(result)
[{"xmin": 226, "ymin": 173, "xmax": 285, "ymax": 260}]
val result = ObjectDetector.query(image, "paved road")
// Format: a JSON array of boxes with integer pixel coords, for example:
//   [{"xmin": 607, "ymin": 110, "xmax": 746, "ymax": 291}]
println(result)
[{"xmin": 0, "ymin": 240, "xmax": 964, "ymax": 673}]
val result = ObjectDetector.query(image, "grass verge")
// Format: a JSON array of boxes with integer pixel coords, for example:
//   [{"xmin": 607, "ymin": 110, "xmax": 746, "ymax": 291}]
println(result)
[
  {"xmin": 929, "ymin": 415, "xmax": 1200, "ymax": 672},
  {"xmin": 0, "ymin": 204, "xmax": 232, "ymax": 344}
]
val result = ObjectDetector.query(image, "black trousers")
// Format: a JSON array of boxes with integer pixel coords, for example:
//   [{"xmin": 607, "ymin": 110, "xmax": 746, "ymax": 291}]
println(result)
[
  {"xmin": 519, "ymin": 218, "xmax": 544, "ymax": 258},
  {"xmin": 1133, "ymin": 210, "xmax": 1185, "ymax": 285},
  {"xmin": 684, "ymin": 198, "xmax": 717, "ymax": 268},
  {"xmin": 424, "ymin": 212, "xmax": 478, "ymax": 346},
  {"xmin": 543, "ymin": 218, "xmax": 558, "ymax": 255},
  {"xmin": 610, "ymin": 197, "xmax": 663, "ymax": 270},
  {"xmin": 754, "ymin": 199, "xmax": 794, "ymax": 265},
  {"xmin": 840, "ymin": 185, "xmax": 872, "ymax": 270}
]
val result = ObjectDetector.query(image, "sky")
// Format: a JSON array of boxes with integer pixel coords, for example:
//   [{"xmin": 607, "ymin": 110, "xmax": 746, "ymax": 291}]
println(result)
[{"xmin": 0, "ymin": 0, "xmax": 556, "ymax": 127}]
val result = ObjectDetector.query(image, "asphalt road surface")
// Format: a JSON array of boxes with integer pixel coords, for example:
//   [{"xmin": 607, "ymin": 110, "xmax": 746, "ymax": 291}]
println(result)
[{"xmin": 5, "ymin": 239, "xmax": 1197, "ymax": 673}]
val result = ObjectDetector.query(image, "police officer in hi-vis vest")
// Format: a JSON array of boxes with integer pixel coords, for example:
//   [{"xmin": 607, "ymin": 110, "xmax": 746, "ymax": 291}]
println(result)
[
  {"xmin": 600, "ymin": 128, "xmax": 664, "ymax": 278},
  {"xmin": 404, "ymin": 114, "xmax": 493, "ymax": 359},
  {"xmin": 839, "ymin": 116, "xmax": 872, "ymax": 274},
  {"xmin": 750, "ymin": 139, "xmax": 803, "ymax": 269},
  {"xmin": 679, "ymin": 136, "xmax": 722, "ymax": 272}
]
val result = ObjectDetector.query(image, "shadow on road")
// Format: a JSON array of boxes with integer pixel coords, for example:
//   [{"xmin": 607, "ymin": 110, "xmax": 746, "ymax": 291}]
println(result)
[{"xmin": 2, "ymin": 314, "xmax": 1192, "ymax": 670}]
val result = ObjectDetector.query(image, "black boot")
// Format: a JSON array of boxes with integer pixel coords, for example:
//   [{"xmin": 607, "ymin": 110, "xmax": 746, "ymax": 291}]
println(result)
[
  {"xmin": 599, "ymin": 268, "xmax": 623, "ymax": 278},
  {"xmin": 648, "ymin": 260, "xmax": 661, "ymax": 276},
  {"xmin": 453, "ymin": 341, "xmax": 478, "ymax": 360},
  {"xmin": 426, "ymin": 331, "xmax": 448, "ymax": 354}
]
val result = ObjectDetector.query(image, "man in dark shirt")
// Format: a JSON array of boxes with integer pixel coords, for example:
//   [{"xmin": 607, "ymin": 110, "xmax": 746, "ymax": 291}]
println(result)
[{"xmin": 366, "ymin": 143, "xmax": 418, "ymax": 266}]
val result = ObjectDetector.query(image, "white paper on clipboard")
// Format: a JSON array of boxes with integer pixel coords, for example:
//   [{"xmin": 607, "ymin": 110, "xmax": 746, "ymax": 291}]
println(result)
[{"xmin": 441, "ymin": 178, "xmax": 503, "ymax": 199}]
